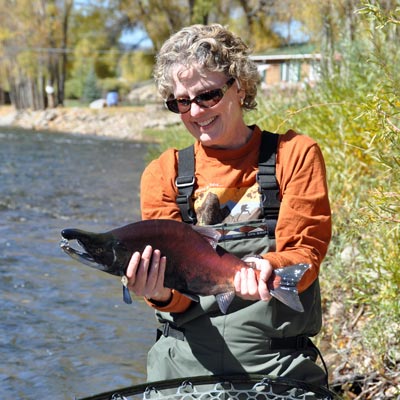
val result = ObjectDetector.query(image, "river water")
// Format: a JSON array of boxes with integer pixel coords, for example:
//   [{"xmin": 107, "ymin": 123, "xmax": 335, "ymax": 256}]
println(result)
[{"xmin": 0, "ymin": 128, "xmax": 158, "ymax": 399}]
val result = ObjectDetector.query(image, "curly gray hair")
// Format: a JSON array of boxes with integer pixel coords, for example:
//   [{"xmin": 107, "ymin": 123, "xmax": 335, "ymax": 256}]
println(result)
[{"xmin": 154, "ymin": 24, "xmax": 259, "ymax": 111}]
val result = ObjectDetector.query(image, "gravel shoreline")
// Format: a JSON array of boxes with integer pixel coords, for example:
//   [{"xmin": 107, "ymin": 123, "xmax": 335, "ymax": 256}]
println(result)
[{"xmin": 0, "ymin": 104, "xmax": 180, "ymax": 141}]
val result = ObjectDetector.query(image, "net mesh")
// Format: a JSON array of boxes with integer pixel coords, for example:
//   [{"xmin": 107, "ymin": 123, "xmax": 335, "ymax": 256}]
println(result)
[{"xmin": 104, "ymin": 376, "xmax": 338, "ymax": 400}]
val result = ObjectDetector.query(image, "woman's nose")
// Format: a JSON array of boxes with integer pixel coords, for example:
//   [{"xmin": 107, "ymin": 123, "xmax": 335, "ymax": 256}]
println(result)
[{"xmin": 189, "ymin": 101, "xmax": 206, "ymax": 116}]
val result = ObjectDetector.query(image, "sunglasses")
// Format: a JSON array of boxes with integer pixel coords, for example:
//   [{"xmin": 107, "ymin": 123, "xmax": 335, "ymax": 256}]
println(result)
[{"xmin": 165, "ymin": 77, "xmax": 236, "ymax": 114}]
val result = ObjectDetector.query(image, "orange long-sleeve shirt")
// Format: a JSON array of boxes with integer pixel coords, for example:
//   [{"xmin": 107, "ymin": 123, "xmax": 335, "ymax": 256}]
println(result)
[{"xmin": 140, "ymin": 126, "xmax": 331, "ymax": 312}]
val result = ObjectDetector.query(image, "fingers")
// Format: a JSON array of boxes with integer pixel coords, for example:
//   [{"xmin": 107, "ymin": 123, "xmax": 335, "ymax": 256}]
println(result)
[
  {"xmin": 125, "ymin": 246, "xmax": 171, "ymax": 302},
  {"xmin": 147, "ymin": 253, "xmax": 169, "ymax": 300},
  {"xmin": 142, "ymin": 248, "xmax": 162, "ymax": 294},
  {"xmin": 258, "ymin": 265, "xmax": 272, "ymax": 301},
  {"xmin": 154, "ymin": 255, "xmax": 167, "ymax": 292},
  {"xmin": 234, "ymin": 267, "xmax": 258, "ymax": 298},
  {"xmin": 125, "ymin": 250, "xmax": 141, "ymax": 287},
  {"xmin": 235, "ymin": 257, "xmax": 273, "ymax": 301},
  {"xmin": 126, "ymin": 245, "xmax": 152, "ymax": 290}
]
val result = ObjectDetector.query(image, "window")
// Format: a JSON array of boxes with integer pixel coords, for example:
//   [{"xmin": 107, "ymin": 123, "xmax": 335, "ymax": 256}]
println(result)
[
  {"xmin": 281, "ymin": 62, "xmax": 300, "ymax": 82},
  {"xmin": 309, "ymin": 61, "xmax": 321, "ymax": 82}
]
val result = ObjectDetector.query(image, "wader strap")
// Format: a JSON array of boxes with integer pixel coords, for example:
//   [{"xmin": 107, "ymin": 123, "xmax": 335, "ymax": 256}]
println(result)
[
  {"xmin": 176, "ymin": 145, "xmax": 197, "ymax": 224},
  {"xmin": 157, "ymin": 322, "xmax": 185, "ymax": 341},
  {"xmin": 266, "ymin": 336, "xmax": 309, "ymax": 350},
  {"xmin": 158, "ymin": 323, "xmax": 313, "ymax": 353},
  {"xmin": 257, "ymin": 131, "xmax": 280, "ymax": 238},
  {"xmin": 268, "ymin": 336, "xmax": 330, "ymax": 389}
]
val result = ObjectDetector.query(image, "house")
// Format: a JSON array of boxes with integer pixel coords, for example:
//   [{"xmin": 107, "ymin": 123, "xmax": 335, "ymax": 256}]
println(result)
[{"xmin": 250, "ymin": 44, "xmax": 323, "ymax": 89}]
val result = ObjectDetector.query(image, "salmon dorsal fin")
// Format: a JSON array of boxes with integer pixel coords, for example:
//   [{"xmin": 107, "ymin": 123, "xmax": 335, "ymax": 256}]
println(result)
[{"xmin": 191, "ymin": 225, "xmax": 221, "ymax": 249}]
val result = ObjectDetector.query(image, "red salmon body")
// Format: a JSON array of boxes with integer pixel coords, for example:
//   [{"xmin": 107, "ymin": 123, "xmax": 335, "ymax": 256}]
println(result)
[
  {"xmin": 61, "ymin": 219, "xmax": 310, "ymax": 312},
  {"xmin": 111, "ymin": 219, "xmax": 248, "ymax": 295}
]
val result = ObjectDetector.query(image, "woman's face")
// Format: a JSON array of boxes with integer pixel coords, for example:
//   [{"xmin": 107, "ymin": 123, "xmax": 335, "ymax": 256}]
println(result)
[{"xmin": 170, "ymin": 65, "xmax": 250, "ymax": 149}]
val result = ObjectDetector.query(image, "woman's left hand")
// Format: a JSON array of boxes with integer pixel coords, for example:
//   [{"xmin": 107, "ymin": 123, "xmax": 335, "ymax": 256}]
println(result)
[{"xmin": 234, "ymin": 256, "xmax": 273, "ymax": 301}]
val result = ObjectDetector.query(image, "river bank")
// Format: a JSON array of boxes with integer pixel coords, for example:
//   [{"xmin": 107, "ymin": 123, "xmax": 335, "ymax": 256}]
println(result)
[{"xmin": 0, "ymin": 104, "xmax": 180, "ymax": 141}]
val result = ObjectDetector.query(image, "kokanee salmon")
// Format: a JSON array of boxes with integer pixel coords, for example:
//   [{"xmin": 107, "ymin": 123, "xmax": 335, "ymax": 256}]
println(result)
[{"xmin": 60, "ymin": 219, "xmax": 310, "ymax": 313}]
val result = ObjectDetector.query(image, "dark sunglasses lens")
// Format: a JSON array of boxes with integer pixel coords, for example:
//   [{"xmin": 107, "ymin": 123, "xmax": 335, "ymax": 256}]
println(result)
[
  {"xmin": 196, "ymin": 89, "xmax": 223, "ymax": 107},
  {"xmin": 166, "ymin": 99, "xmax": 180, "ymax": 113},
  {"xmin": 176, "ymin": 99, "xmax": 191, "ymax": 113},
  {"xmin": 166, "ymin": 98, "xmax": 193, "ymax": 113}
]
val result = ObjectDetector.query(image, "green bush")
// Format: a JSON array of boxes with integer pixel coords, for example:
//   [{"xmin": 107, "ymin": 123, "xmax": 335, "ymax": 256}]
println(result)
[
  {"xmin": 250, "ymin": 7, "xmax": 400, "ymax": 392},
  {"xmin": 65, "ymin": 78, "xmax": 83, "ymax": 100}
]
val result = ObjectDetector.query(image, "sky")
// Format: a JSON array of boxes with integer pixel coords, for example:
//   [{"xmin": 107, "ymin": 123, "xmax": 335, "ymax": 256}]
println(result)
[
  {"xmin": 118, "ymin": 27, "xmax": 153, "ymax": 49},
  {"xmin": 118, "ymin": 20, "xmax": 309, "ymax": 50}
]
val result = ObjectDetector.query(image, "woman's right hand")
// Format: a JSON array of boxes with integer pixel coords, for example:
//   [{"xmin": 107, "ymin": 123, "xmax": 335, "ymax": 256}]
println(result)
[{"xmin": 125, "ymin": 245, "xmax": 172, "ymax": 303}]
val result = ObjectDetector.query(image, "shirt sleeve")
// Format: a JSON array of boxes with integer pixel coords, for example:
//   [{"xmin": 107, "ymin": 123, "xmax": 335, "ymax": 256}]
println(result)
[
  {"xmin": 263, "ymin": 130, "xmax": 332, "ymax": 292},
  {"xmin": 140, "ymin": 148, "xmax": 182, "ymax": 221},
  {"xmin": 144, "ymin": 289, "xmax": 192, "ymax": 312}
]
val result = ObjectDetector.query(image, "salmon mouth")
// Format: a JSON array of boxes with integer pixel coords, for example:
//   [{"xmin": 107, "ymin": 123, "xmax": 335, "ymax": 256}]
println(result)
[{"xmin": 60, "ymin": 237, "xmax": 106, "ymax": 271}]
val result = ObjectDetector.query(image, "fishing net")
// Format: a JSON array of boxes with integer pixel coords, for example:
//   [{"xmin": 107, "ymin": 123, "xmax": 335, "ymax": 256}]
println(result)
[{"xmin": 78, "ymin": 375, "xmax": 341, "ymax": 400}]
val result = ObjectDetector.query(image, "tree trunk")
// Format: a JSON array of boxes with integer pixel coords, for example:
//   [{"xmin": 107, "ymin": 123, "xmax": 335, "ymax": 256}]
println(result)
[{"xmin": 59, "ymin": 0, "xmax": 74, "ymax": 106}]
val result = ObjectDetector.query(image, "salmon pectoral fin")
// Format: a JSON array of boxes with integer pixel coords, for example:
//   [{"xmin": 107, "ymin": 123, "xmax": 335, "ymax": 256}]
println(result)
[
  {"xmin": 123, "ymin": 285, "xmax": 133, "ymax": 304},
  {"xmin": 215, "ymin": 291, "xmax": 236, "ymax": 314}
]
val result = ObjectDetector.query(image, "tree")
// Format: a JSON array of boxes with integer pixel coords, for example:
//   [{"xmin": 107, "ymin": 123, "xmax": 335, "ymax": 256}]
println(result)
[
  {"xmin": 235, "ymin": 0, "xmax": 282, "ymax": 50},
  {"xmin": 59, "ymin": 0, "xmax": 74, "ymax": 105},
  {"xmin": 82, "ymin": 66, "xmax": 101, "ymax": 103},
  {"xmin": 0, "ymin": 0, "xmax": 74, "ymax": 109},
  {"xmin": 117, "ymin": 0, "xmax": 191, "ymax": 51}
]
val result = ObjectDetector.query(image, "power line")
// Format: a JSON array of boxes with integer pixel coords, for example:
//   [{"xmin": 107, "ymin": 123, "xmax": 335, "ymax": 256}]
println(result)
[{"xmin": 4, "ymin": 46, "xmax": 150, "ymax": 55}]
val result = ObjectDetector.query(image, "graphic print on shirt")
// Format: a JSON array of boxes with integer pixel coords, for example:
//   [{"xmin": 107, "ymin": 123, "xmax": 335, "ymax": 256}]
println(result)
[{"xmin": 194, "ymin": 182, "xmax": 261, "ymax": 225}]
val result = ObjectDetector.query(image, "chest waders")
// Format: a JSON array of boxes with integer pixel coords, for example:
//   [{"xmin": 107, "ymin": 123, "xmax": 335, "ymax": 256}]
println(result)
[{"xmin": 147, "ymin": 131, "xmax": 328, "ymax": 388}]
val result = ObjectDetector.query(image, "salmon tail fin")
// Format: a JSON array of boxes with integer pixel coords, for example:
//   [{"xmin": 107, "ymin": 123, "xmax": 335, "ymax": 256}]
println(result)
[
  {"xmin": 191, "ymin": 225, "xmax": 221, "ymax": 249},
  {"xmin": 216, "ymin": 291, "xmax": 236, "ymax": 314},
  {"xmin": 269, "ymin": 286, "xmax": 304, "ymax": 312},
  {"xmin": 269, "ymin": 263, "xmax": 311, "ymax": 313}
]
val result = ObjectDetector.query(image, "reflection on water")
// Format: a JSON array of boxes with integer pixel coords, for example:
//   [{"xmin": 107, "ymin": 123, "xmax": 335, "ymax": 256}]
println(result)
[{"xmin": 0, "ymin": 129, "xmax": 157, "ymax": 399}]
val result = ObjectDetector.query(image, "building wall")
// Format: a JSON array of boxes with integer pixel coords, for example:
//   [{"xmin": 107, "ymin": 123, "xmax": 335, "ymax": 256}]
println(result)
[
  {"xmin": 257, "ymin": 59, "xmax": 320, "ymax": 88},
  {"xmin": 265, "ymin": 64, "xmax": 281, "ymax": 85}
]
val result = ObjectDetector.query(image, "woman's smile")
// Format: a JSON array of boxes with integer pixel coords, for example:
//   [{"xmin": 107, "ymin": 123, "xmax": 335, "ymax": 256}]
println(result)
[{"xmin": 196, "ymin": 116, "xmax": 217, "ymax": 127}]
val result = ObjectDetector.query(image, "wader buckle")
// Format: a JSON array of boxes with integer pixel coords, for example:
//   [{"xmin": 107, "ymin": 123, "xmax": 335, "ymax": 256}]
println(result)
[
  {"xmin": 158, "ymin": 322, "xmax": 185, "ymax": 341},
  {"xmin": 295, "ymin": 335, "xmax": 309, "ymax": 349},
  {"xmin": 266, "ymin": 335, "xmax": 310, "ymax": 351}
]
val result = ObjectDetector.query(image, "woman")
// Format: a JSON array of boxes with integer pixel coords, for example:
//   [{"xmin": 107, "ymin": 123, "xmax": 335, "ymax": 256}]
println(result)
[{"xmin": 126, "ymin": 24, "xmax": 331, "ymax": 387}]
